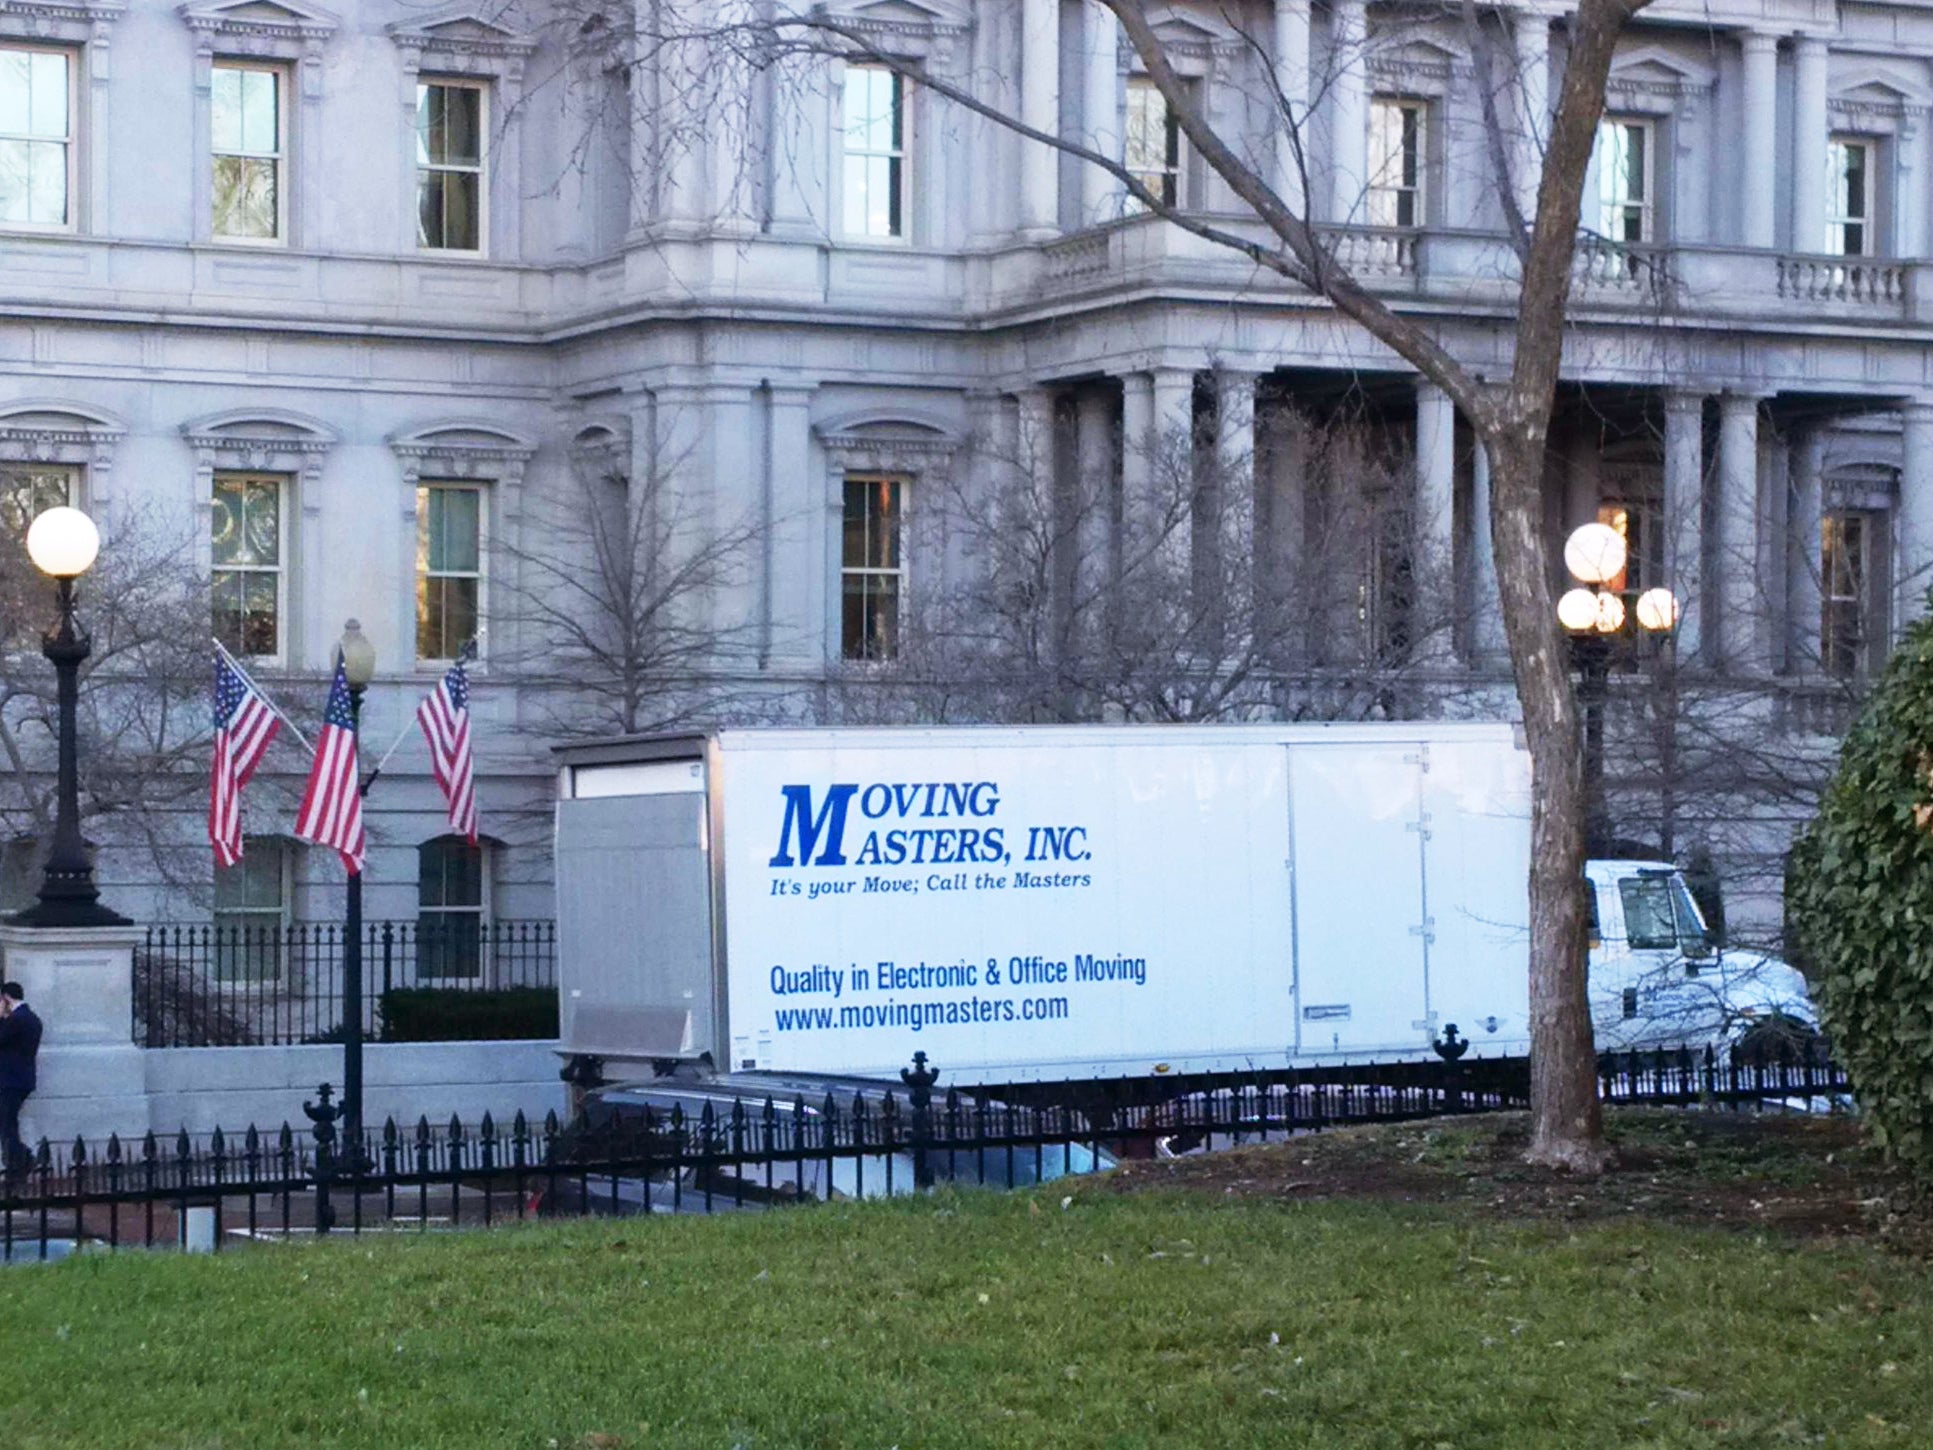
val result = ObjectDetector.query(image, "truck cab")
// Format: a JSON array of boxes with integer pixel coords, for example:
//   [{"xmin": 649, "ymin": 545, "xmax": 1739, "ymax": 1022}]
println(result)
[{"xmin": 1585, "ymin": 859, "xmax": 1818, "ymax": 1053}]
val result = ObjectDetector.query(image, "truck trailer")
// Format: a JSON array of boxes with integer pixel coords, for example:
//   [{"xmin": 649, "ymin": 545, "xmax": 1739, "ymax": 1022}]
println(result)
[{"xmin": 552, "ymin": 723, "xmax": 1548, "ymax": 1085}]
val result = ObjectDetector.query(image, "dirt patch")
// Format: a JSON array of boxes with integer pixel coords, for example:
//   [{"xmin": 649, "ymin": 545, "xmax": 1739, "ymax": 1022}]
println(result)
[{"xmin": 1103, "ymin": 1109, "xmax": 1932, "ymax": 1250}]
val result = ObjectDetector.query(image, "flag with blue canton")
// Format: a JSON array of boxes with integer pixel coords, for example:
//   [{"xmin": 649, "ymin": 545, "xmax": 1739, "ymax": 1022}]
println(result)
[
  {"xmin": 208, "ymin": 651, "xmax": 281, "ymax": 868},
  {"xmin": 416, "ymin": 657, "xmax": 476, "ymax": 844},
  {"xmin": 293, "ymin": 653, "xmax": 367, "ymax": 874}
]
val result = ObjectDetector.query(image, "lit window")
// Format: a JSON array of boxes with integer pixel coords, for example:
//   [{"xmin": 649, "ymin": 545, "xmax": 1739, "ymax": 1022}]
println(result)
[
  {"xmin": 212, "ymin": 63, "xmax": 283, "ymax": 241},
  {"xmin": 1595, "ymin": 496, "xmax": 1662, "ymax": 597},
  {"xmin": 1125, "ymin": 77, "xmax": 1180, "ymax": 209},
  {"xmin": 1826, "ymin": 136, "xmax": 1874, "ymax": 257},
  {"xmin": 1368, "ymin": 98, "xmax": 1426, "ymax": 228},
  {"xmin": 0, "ymin": 461, "xmax": 73, "ymax": 537},
  {"xmin": 1821, "ymin": 510, "xmax": 1875, "ymax": 677},
  {"xmin": 214, "ymin": 838, "xmax": 291, "ymax": 983},
  {"xmin": 1594, "ymin": 117, "xmax": 1653, "ymax": 243},
  {"xmin": 841, "ymin": 476, "xmax": 904, "ymax": 661},
  {"xmin": 842, "ymin": 64, "xmax": 906, "ymax": 239},
  {"xmin": 211, "ymin": 473, "xmax": 286, "ymax": 660},
  {"xmin": 416, "ymin": 481, "xmax": 482, "ymax": 661},
  {"xmin": 418, "ymin": 836, "xmax": 487, "ymax": 980},
  {"xmin": 417, "ymin": 81, "xmax": 484, "ymax": 252},
  {"xmin": 0, "ymin": 46, "xmax": 72, "ymax": 228}
]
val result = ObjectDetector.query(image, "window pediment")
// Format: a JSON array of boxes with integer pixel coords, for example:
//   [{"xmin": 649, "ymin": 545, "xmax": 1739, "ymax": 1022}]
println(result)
[
  {"xmin": 815, "ymin": 413, "xmax": 957, "ymax": 475},
  {"xmin": 1606, "ymin": 46, "xmax": 1713, "ymax": 115},
  {"xmin": 390, "ymin": 421, "xmax": 537, "ymax": 481},
  {"xmin": 1368, "ymin": 36, "xmax": 1465, "ymax": 92},
  {"xmin": 387, "ymin": 2, "xmax": 535, "ymax": 75},
  {"xmin": 0, "ymin": 0, "xmax": 123, "ymax": 45},
  {"xmin": 177, "ymin": 0, "xmax": 335, "ymax": 54},
  {"xmin": 181, "ymin": 409, "xmax": 336, "ymax": 472},
  {"xmin": 0, "ymin": 400, "xmax": 123, "ymax": 461}
]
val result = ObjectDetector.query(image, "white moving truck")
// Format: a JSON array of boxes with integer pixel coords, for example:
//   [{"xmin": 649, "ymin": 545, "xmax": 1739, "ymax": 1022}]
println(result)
[{"xmin": 551, "ymin": 724, "xmax": 1815, "ymax": 1087}]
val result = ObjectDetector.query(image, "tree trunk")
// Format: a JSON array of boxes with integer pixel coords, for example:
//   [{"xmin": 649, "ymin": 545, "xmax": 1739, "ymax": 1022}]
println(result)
[{"xmin": 1485, "ymin": 429, "xmax": 1607, "ymax": 1171}]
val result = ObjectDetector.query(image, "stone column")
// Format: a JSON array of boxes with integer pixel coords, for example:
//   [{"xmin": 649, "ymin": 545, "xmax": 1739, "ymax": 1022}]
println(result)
[
  {"xmin": 1898, "ymin": 116, "xmax": 1926, "ymax": 259},
  {"xmin": 1414, "ymin": 383, "xmax": 1456, "ymax": 660},
  {"xmin": 1899, "ymin": 400, "xmax": 1933, "ymax": 629},
  {"xmin": 1272, "ymin": 0, "xmax": 1312, "ymax": 214},
  {"xmin": 1740, "ymin": 32, "xmax": 1779, "ymax": 248},
  {"xmin": 1512, "ymin": 12, "xmax": 1550, "ymax": 225},
  {"xmin": 1469, "ymin": 437, "xmax": 1506, "ymax": 663},
  {"xmin": 1788, "ymin": 426, "xmax": 1825, "ymax": 673},
  {"xmin": 1212, "ymin": 369, "xmax": 1259, "ymax": 618},
  {"xmin": 1075, "ymin": 388, "xmax": 1118, "ymax": 623},
  {"xmin": 765, "ymin": 385, "xmax": 817, "ymax": 665},
  {"xmin": 1081, "ymin": 0, "xmax": 1121, "ymax": 225},
  {"xmin": 1663, "ymin": 391, "xmax": 1706, "ymax": 665},
  {"xmin": 1123, "ymin": 369, "xmax": 1195, "ymax": 573},
  {"xmin": 1328, "ymin": 0, "xmax": 1369, "ymax": 223},
  {"xmin": 1019, "ymin": 0, "xmax": 1061, "ymax": 237},
  {"xmin": 1792, "ymin": 37, "xmax": 1828, "ymax": 255},
  {"xmin": 1715, "ymin": 394, "xmax": 1762, "ymax": 669}
]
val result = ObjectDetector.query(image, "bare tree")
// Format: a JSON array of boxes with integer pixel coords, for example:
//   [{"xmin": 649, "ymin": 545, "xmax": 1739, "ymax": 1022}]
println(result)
[
  {"xmin": 0, "ymin": 499, "xmax": 211, "ymax": 898},
  {"xmin": 559, "ymin": 0, "xmax": 1656, "ymax": 1167},
  {"xmin": 834, "ymin": 400, "xmax": 1471, "ymax": 727},
  {"xmin": 500, "ymin": 433, "xmax": 767, "ymax": 739}
]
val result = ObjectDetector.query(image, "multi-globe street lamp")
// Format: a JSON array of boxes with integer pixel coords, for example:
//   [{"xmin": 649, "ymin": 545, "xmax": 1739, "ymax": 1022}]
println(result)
[
  {"xmin": 9, "ymin": 506, "xmax": 129, "ymax": 929},
  {"xmin": 1557, "ymin": 521, "xmax": 1680, "ymax": 854}
]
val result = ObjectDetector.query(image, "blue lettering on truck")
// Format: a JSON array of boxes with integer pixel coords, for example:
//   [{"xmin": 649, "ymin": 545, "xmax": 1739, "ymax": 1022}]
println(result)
[{"xmin": 768, "ymin": 781, "xmax": 1013, "ymax": 869}]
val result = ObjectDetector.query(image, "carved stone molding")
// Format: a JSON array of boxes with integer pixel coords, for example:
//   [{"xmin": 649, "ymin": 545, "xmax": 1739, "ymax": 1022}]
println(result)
[{"xmin": 0, "ymin": 0, "xmax": 123, "ymax": 45}]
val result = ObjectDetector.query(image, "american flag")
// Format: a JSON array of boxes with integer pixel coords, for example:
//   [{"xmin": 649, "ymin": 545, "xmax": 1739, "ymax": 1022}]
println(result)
[
  {"xmin": 293, "ymin": 655, "xmax": 367, "ymax": 875},
  {"xmin": 208, "ymin": 652, "xmax": 282, "ymax": 868},
  {"xmin": 416, "ymin": 659, "xmax": 476, "ymax": 844}
]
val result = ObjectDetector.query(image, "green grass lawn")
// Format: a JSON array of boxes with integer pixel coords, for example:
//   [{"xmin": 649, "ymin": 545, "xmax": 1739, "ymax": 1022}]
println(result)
[{"xmin": 0, "ymin": 1167, "xmax": 1928, "ymax": 1450}]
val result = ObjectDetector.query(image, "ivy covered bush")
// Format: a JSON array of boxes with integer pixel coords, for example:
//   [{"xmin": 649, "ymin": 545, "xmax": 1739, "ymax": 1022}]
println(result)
[{"xmin": 1789, "ymin": 611, "xmax": 1933, "ymax": 1175}]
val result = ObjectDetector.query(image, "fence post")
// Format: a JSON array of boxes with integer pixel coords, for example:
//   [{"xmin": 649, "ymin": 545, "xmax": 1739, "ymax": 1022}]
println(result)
[
  {"xmin": 303, "ymin": 1083, "xmax": 339, "ymax": 1235},
  {"xmin": 1431, "ymin": 1024, "xmax": 1468, "ymax": 1113},
  {"xmin": 901, "ymin": 1051, "xmax": 939, "ymax": 1190},
  {"xmin": 382, "ymin": 922, "xmax": 394, "ymax": 1004}
]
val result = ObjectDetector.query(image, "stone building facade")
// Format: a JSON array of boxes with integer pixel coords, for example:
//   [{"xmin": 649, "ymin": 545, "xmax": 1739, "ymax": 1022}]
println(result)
[{"xmin": 0, "ymin": 0, "xmax": 1925, "ymax": 942}]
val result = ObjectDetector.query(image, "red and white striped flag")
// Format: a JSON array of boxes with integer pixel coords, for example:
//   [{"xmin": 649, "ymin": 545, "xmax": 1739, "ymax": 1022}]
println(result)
[
  {"xmin": 208, "ymin": 651, "xmax": 281, "ymax": 868},
  {"xmin": 293, "ymin": 654, "xmax": 367, "ymax": 875},
  {"xmin": 416, "ymin": 658, "xmax": 476, "ymax": 843}
]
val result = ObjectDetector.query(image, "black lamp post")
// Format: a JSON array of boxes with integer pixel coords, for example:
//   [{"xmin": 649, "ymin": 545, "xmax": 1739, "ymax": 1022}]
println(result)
[
  {"xmin": 9, "ymin": 507, "xmax": 130, "ymax": 929},
  {"xmin": 337, "ymin": 619, "xmax": 377, "ymax": 1165},
  {"xmin": 1557, "ymin": 522, "xmax": 1680, "ymax": 856}
]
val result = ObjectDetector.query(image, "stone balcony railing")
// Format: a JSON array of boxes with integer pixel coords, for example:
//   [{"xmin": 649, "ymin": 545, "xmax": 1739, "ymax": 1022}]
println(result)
[{"xmin": 6, "ymin": 214, "xmax": 1933, "ymax": 342}]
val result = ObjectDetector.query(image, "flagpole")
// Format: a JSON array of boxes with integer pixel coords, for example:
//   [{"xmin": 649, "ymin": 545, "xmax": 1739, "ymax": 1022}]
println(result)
[{"xmin": 211, "ymin": 637, "xmax": 314, "ymax": 753}]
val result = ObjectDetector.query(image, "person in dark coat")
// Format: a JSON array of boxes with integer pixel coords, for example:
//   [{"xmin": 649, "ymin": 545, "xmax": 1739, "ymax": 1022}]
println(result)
[{"xmin": 0, "ymin": 982, "xmax": 42, "ymax": 1175}]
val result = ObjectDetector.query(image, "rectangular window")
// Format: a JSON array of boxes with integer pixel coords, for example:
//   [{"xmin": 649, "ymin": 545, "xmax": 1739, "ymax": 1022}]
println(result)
[
  {"xmin": 211, "ymin": 472, "xmax": 286, "ymax": 660},
  {"xmin": 0, "ymin": 45, "xmax": 72, "ymax": 228},
  {"xmin": 1822, "ymin": 509, "xmax": 1873, "ymax": 677},
  {"xmin": 1596, "ymin": 495, "xmax": 1663, "ymax": 596},
  {"xmin": 417, "ymin": 80, "xmax": 484, "ymax": 252},
  {"xmin": 1367, "ymin": 98, "xmax": 1426, "ymax": 228},
  {"xmin": 418, "ymin": 837, "xmax": 486, "ymax": 980},
  {"xmin": 841, "ymin": 476, "xmax": 903, "ymax": 661},
  {"xmin": 211, "ymin": 62, "xmax": 283, "ymax": 241},
  {"xmin": 213, "ymin": 838, "xmax": 290, "ymax": 983},
  {"xmin": 1827, "ymin": 136, "xmax": 1874, "ymax": 256},
  {"xmin": 0, "ymin": 461, "xmax": 73, "ymax": 537},
  {"xmin": 1594, "ymin": 117, "xmax": 1653, "ymax": 243},
  {"xmin": 417, "ymin": 481, "xmax": 482, "ymax": 661},
  {"xmin": 842, "ymin": 64, "xmax": 906, "ymax": 239},
  {"xmin": 1125, "ymin": 77, "xmax": 1181, "ymax": 209}
]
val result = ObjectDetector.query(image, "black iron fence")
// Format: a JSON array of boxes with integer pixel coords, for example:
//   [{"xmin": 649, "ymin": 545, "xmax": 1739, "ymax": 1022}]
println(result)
[
  {"xmin": 0, "ymin": 1046, "xmax": 1848, "ymax": 1262},
  {"xmin": 134, "ymin": 919, "xmax": 557, "ymax": 1047}
]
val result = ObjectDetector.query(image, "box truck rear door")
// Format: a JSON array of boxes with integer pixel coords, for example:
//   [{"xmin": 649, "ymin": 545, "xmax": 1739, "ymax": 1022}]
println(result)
[{"xmin": 1289, "ymin": 744, "xmax": 1427, "ymax": 1055}]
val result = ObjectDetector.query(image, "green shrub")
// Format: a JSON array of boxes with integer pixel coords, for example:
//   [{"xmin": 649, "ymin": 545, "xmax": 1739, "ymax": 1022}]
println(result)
[
  {"xmin": 378, "ymin": 987, "xmax": 559, "ymax": 1043},
  {"xmin": 1789, "ymin": 611, "xmax": 1933, "ymax": 1175}
]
